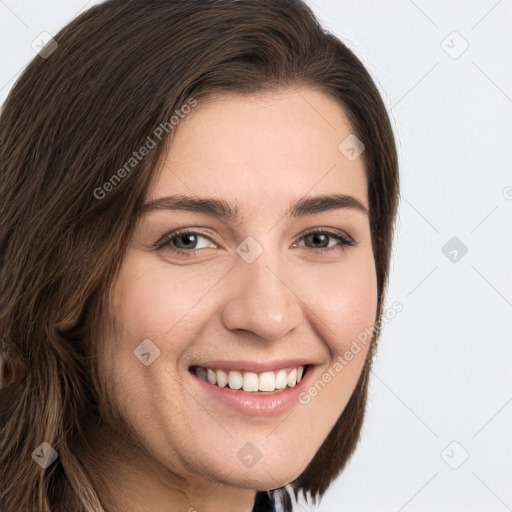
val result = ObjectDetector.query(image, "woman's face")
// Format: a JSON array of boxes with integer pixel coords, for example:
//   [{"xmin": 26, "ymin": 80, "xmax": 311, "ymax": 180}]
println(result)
[{"xmin": 101, "ymin": 87, "xmax": 377, "ymax": 496}]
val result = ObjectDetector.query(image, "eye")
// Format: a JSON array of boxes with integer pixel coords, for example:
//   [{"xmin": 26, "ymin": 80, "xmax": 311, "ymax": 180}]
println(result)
[
  {"xmin": 154, "ymin": 229, "xmax": 216, "ymax": 257},
  {"xmin": 154, "ymin": 227, "xmax": 354, "ymax": 258},
  {"xmin": 294, "ymin": 228, "xmax": 354, "ymax": 253}
]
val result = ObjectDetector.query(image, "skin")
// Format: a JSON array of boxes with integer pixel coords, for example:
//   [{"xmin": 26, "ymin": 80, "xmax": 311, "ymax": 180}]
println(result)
[{"xmin": 95, "ymin": 87, "xmax": 378, "ymax": 512}]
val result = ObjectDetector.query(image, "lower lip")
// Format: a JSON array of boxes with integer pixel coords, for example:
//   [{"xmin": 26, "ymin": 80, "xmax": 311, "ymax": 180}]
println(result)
[{"xmin": 189, "ymin": 366, "xmax": 314, "ymax": 417}]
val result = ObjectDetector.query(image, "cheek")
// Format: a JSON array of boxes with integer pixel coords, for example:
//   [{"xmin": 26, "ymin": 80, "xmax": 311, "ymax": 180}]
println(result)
[
  {"xmin": 297, "ymin": 252, "xmax": 377, "ymax": 408},
  {"xmin": 109, "ymin": 258, "xmax": 223, "ymax": 341},
  {"xmin": 98, "ymin": 259, "xmax": 212, "ymax": 412},
  {"xmin": 332, "ymin": 267, "xmax": 378, "ymax": 351},
  {"xmin": 303, "ymin": 250, "xmax": 378, "ymax": 354}
]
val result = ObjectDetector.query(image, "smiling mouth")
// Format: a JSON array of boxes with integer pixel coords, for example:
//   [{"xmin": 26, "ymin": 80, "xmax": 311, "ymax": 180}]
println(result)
[{"xmin": 190, "ymin": 365, "xmax": 310, "ymax": 393}]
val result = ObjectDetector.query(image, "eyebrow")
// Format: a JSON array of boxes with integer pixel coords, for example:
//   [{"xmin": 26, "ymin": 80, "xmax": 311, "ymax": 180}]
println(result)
[{"xmin": 141, "ymin": 193, "xmax": 369, "ymax": 221}]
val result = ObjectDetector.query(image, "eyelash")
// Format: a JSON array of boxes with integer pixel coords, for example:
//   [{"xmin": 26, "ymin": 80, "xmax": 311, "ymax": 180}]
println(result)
[{"xmin": 154, "ymin": 227, "xmax": 355, "ymax": 258}]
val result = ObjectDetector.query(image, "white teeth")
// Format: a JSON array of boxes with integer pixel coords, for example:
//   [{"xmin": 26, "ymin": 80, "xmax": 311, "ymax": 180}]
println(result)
[
  {"xmin": 228, "ymin": 370, "xmax": 243, "ymax": 390},
  {"xmin": 286, "ymin": 368, "xmax": 297, "ymax": 388},
  {"xmin": 258, "ymin": 371, "xmax": 275, "ymax": 392},
  {"xmin": 274, "ymin": 369, "xmax": 287, "ymax": 390},
  {"xmin": 243, "ymin": 372, "xmax": 259, "ymax": 392},
  {"xmin": 195, "ymin": 365, "xmax": 308, "ymax": 392},
  {"xmin": 216, "ymin": 369, "xmax": 228, "ymax": 388},
  {"xmin": 207, "ymin": 368, "xmax": 217, "ymax": 385}
]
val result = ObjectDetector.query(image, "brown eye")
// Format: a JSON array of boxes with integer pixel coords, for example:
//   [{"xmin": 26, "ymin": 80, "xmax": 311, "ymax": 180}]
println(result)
[
  {"xmin": 296, "ymin": 229, "xmax": 354, "ymax": 253},
  {"xmin": 304, "ymin": 232, "xmax": 330, "ymax": 249},
  {"xmin": 174, "ymin": 233, "xmax": 201, "ymax": 250},
  {"xmin": 155, "ymin": 230, "xmax": 216, "ymax": 256}
]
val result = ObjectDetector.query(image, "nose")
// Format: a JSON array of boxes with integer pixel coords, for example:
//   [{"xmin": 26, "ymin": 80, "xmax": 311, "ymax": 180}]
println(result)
[{"xmin": 220, "ymin": 253, "xmax": 305, "ymax": 343}]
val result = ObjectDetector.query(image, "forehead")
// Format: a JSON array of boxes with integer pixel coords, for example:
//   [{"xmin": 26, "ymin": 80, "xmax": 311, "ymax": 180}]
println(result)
[{"xmin": 147, "ymin": 87, "xmax": 368, "ymax": 219}]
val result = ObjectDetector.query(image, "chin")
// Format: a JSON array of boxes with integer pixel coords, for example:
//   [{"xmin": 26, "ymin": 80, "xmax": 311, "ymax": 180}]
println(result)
[
  {"xmin": 203, "ymin": 449, "xmax": 312, "ymax": 492},
  {"xmin": 221, "ymin": 468, "xmax": 303, "ymax": 492}
]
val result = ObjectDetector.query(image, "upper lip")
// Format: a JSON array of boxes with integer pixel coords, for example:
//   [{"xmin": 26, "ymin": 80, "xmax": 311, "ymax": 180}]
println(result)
[{"xmin": 190, "ymin": 358, "xmax": 316, "ymax": 373}]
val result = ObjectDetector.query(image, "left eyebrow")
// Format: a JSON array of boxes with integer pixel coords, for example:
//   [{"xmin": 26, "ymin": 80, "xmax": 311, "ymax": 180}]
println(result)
[
  {"xmin": 141, "ymin": 193, "xmax": 369, "ymax": 221},
  {"xmin": 287, "ymin": 193, "xmax": 369, "ymax": 218}
]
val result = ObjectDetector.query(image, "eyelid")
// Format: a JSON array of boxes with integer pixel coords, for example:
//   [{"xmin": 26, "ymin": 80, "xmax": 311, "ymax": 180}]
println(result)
[
  {"xmin": 154, "ymin": 226, "xmax": 355, "ymax": 256},
  {"xmin": 154, "ymin": 228, "xmax": 218, "ymax": 250},
  {"xmin": 296, "ymin": 226, "xmax": 354, "ymax": 246}
]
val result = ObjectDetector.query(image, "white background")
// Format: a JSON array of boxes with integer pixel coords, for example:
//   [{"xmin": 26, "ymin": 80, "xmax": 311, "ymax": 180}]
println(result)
[{"xmin": 1, "ymin": 1, "xmax": 511, "ymax": 511}]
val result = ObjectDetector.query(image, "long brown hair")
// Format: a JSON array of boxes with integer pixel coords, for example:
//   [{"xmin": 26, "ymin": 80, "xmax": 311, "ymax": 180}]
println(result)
[{"xmin": 0, "ymin": 1, "xmax": 399, "ymax": 510}]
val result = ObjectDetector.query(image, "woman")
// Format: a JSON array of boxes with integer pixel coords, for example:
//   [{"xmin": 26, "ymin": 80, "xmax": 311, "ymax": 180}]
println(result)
[{"xmin": 0, "ymin": 1, "xmax": 399, "ymax": 511}]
